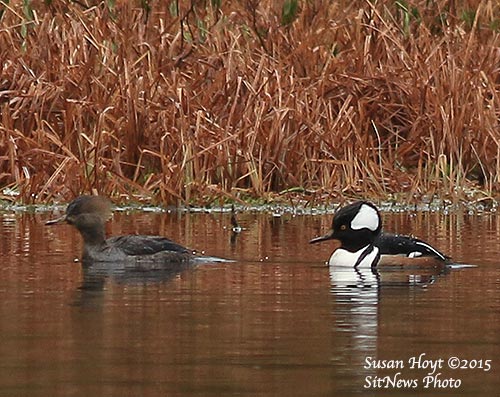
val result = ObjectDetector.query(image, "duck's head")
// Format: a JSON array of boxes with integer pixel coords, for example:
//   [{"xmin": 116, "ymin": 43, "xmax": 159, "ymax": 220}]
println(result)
[
  {"xmin": 46, "ymin": 195, "xmax": 112, "ymax": 244},
  {"xmin": 309, "ymin": 201, "xmax": 382, "ymax": 252}
]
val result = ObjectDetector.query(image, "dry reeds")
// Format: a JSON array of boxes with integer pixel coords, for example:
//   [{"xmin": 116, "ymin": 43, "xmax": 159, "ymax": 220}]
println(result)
[{"xmin": 1, "ymin": 0, "xmax": 499, "ymax": 205}]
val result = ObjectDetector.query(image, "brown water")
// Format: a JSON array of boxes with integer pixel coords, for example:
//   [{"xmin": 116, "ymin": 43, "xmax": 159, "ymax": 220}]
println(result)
[{"xmin": 0, "ymin": 207, "xmax": 499, "ymax": 397}]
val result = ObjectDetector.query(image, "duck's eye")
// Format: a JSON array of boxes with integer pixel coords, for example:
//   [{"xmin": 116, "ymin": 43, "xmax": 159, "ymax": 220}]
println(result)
[{"xmin": 340, "ymin": 224, "xmax": 347, "ymax": 231}]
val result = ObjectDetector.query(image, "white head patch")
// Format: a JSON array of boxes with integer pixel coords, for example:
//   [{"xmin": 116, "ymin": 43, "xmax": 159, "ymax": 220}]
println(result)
[{"xmin": 350, "ymin": 204, "xmax": 380, "ymax": 231}]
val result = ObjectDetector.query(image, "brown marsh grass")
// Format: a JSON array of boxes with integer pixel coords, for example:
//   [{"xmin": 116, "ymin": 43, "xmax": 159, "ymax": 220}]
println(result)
[{"xmin": 1, "ymin": 0, "xmax": 499, "ymax": 205}]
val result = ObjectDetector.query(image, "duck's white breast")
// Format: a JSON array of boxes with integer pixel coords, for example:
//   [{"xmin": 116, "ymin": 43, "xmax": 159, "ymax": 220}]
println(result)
[{"xmin": 328, "ymin": 245, "xmax": 379, "ymax": 268}]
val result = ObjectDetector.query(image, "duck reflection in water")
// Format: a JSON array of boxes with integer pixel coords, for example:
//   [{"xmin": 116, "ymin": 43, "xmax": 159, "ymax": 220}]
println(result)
[
  {"xmin": 70, "ymin": 261, "xmax": 192, "ymax": 308},
  {"xmin": 46, "ymin": 195, "xmax": 228, "ymax": 271}
]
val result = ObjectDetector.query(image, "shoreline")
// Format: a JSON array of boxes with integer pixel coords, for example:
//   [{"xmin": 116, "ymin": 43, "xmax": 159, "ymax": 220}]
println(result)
[{"xmin": 1, "ymin": 193, "xmax": 497, "ymax": 214}]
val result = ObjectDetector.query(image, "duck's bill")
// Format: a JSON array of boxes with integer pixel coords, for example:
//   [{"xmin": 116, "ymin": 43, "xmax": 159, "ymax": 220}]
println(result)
[
  {"xmin": 45, "ymin": 215, "xmax": 67, "ymax": 225},
  {"xmin": 309, "ymin": 229, "xmax": 335, "ymax": 244}
]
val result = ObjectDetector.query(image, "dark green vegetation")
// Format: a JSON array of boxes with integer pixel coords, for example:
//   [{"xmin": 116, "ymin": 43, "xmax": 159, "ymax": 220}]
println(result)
[{"xmin": 1, "ymin": 0, "xmax": 499, "ymax": 205}]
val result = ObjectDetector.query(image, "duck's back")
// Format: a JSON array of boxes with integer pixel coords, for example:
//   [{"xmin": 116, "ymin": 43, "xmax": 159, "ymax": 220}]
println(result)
[
  {"xmin": 375, "ymin": 232, "xmax": 449, "ymax": 260},
  {"xmin": 107, "ymin": 235, "xmax": 191, "ymax": 257},
  {"xmin": 82, "ymin": 235, "xmax": 193, "ymax": 266}
]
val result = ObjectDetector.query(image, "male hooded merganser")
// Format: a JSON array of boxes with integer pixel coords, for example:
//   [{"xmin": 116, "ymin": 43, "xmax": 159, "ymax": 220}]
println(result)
[
  {"xmin": 309, "ymin": 201, "xmax": 450, "ymax": 268},
  {"xmin": 46, "ymin": 195, "xmax": 195, "ymax": 267}
]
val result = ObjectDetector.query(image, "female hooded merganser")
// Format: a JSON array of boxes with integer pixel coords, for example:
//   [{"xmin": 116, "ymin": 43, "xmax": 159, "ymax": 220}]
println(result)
[
  {"xmin": 46, "ymin": 195, "xmax": 196, "ymax": 267},
  {"xmin": 309, "ymin": 201, "xmax": 450, "ymax": 268}
]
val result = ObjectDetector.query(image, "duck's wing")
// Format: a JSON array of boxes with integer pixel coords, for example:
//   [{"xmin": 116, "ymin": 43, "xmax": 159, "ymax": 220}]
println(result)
[
  {"xmin": 375, "ymin": 232, "xmax": 450, "ymax": 261},
  {"xmin": 106, "ymin": 235, "xmax": 191, "ymax": 256}
]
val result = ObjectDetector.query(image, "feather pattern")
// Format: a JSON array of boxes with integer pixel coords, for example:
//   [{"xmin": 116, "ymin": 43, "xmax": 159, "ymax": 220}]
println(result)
[
  {"xmin": 375, "ymin": 232, "xmax": 449, "ymax": 261},
  {"xmin": 106, "ymin": 235, "xmax": 191, "ymax": 256}
]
